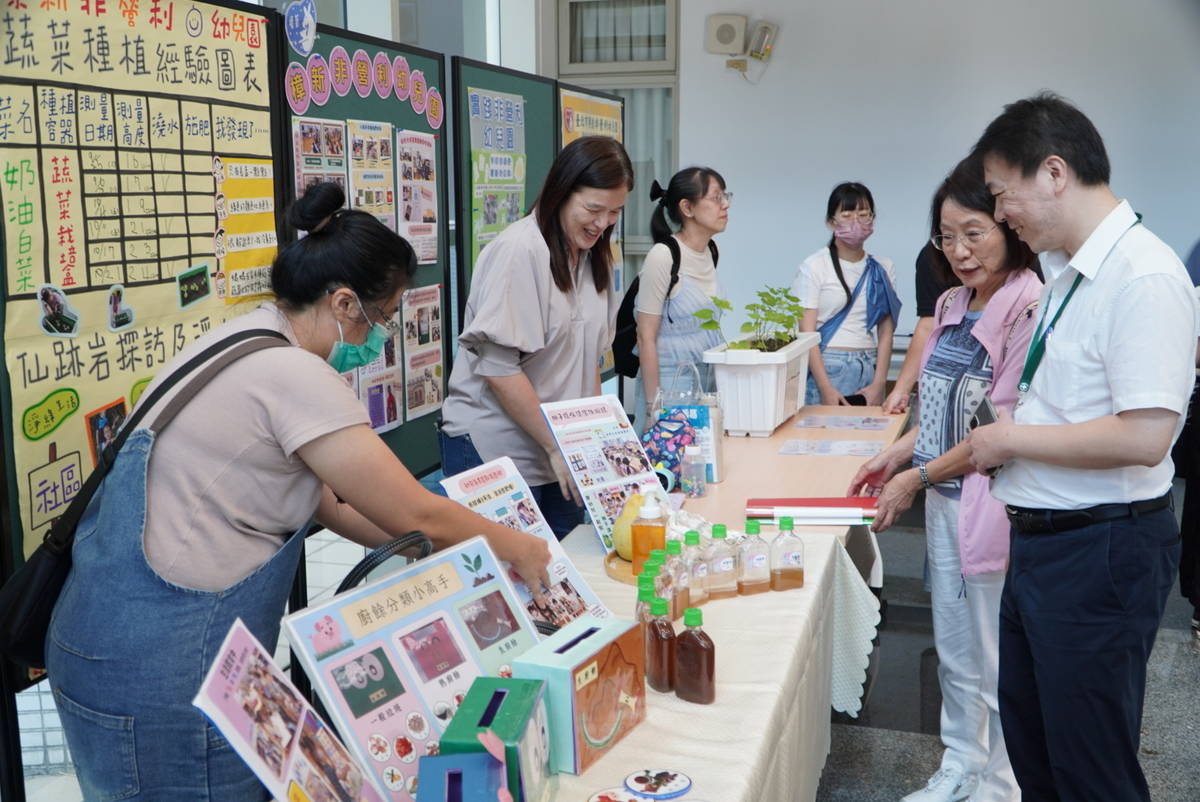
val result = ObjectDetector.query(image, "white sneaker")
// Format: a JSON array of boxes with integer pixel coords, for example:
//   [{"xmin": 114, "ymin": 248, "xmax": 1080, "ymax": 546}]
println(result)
[{"xmin": 900, "ymin": 768, "xmax": 979, "ymax": 802}]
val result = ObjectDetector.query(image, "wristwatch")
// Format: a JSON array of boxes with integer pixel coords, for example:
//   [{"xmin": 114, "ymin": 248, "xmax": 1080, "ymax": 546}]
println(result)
[{"xmin": 918, "ymin": 464, "xmax": 934, "ymax": 489}]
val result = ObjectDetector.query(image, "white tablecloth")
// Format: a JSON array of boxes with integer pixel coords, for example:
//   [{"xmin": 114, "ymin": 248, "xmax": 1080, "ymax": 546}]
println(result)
[{"xmin": 552, "ymin": 525, "xmax": 880, "ymax": 802}]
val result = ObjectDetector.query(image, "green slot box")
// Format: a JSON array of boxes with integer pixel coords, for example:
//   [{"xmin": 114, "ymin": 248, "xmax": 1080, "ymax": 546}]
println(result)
[{"xmin": 439, "ymin": 677, "xmax": 555, "ymax": 802}]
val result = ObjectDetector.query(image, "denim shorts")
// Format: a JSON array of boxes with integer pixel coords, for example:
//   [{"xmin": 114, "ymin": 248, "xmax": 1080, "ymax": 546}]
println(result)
[{"xmin": 805, "ymin": 348, "xmax": 876, "ymax": 405}]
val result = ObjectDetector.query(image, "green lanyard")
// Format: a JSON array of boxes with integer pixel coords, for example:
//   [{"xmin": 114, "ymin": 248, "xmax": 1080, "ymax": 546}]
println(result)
[
  {"xmin": 1018, "ymin": 272, "xmax": 1084, "ymax": 394},
  {"xmin": 1017, "ymin": 213, "xmax": 1141, "ymax": 395}
]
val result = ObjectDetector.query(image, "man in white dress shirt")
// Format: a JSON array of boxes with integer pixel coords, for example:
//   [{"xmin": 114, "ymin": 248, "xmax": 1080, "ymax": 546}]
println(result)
[{"xmin": 967, "ymin": 93, "xmax": 1198, "ymax": 802}]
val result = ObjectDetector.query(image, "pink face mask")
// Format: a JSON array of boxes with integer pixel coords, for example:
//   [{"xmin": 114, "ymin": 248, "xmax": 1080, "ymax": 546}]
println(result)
[{"xmin": 832, "ymin": 218, "xmax": 874, "ymax": 249}]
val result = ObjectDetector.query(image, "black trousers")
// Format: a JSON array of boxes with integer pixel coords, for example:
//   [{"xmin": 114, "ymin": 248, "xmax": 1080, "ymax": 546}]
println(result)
[
  {"xmin": 1173, "ymin": 383, "xmax": 1200, "ymax": 610},
  {"xmin": 998, "ymin": 507, "xmax": 1180, "ymax": 802}
]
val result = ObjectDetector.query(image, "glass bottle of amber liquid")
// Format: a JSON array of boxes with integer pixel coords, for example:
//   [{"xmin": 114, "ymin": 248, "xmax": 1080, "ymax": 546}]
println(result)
[
  {"xmin": 706, "ymin": 525, "xmax": 738, "ymax": 600},
  {"xmin": 645, "ymin": 597, "xmax": 676, "ymax": 693},
  {"xmin": 674, "ymin": 607, "xmax": 715, "ymax": 704},
  {"xmin": 664, "ymin": 538, "xmax": 690, "ymax": 619},
  {"xmin": 770, "ymin": 516, "xmax": 805, "ymax": 590},
  {"xmin": 737, "ymin": 519, "xmax": 771, "ymax": 595}
]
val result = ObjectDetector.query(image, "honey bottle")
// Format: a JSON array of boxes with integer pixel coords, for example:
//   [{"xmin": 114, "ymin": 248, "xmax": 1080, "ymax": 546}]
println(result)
[
  {"xmin": 631, "ymin": 495, "xmax": 668, "ymax": 575},
  {"xmin": 770, "ymin": 516, "xmax": 805, "ymax": 590},
  {"xmin": 645, "ymin": 597, "xmax": 676, "ymax": 693},
  {"xmin": 674, "ymin": 608, "xmax": 715, "ymax": 704},
  {"xmin": 706, "ymin": 525, "xmax": 738, "ymax": 600}
]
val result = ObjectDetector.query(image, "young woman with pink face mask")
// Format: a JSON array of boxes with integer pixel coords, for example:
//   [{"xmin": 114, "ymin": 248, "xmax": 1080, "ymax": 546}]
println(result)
[{"xmin": 792, "ymin": 182, "xmax": 902, "ymax": 406}]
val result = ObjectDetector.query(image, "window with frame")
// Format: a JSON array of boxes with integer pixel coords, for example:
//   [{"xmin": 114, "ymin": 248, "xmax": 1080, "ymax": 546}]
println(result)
[{"xmin": 556, "ymin": 0, "xmax": 678, "ymax": 290}]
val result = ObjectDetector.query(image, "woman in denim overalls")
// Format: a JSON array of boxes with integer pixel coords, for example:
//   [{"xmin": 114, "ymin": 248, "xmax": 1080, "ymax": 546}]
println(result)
[
  {"xmin": 47, "ymin": 183, "xmax": 552, "ymax": 801},
  {"xmin": 634, "ymin": 167, "xmax": 730, "ymax": 428}
]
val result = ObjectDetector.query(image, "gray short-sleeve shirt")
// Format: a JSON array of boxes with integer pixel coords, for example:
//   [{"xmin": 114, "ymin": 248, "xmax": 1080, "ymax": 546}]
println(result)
[{"xmin": 441, "ymin": 215, "xmax": 619, "ymax": 485}]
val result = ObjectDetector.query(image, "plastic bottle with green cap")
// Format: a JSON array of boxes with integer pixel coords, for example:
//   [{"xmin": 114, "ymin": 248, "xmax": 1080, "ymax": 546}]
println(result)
[
  {"xmin": 635, "ymin": 583, "xmax": 657, "ymax": 627},
  {"xmin": 641, "ymin": 559, "xmax": 671, "ymax": 601},
  {"xmin": 674, "ymin": 607, "xmax": 715, "ymax": 704},
  {"xmin": 664, "ymin": 538, "xmax": 690, "ymax": 619},
  {"xmin": 770, "ymin": 515, "xmax": 805, "ymax": 591},
  {"xmin": 706, "ymin": 525, "xmax": 737, "ymax": 600},
  {"xmin": 737, "ymin": 519, "xmax": 771, "ymax": 595},
  {"xmin": 645, "ymin": 597, "xmax": 677, "ymax": 693},
  {"xmin": 682, "ymin": 530, "xmax": 708, "ymax": 607}
]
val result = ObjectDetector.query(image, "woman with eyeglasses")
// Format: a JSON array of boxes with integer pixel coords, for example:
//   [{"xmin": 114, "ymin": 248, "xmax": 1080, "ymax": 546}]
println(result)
[
  {"xmin": 633, "ymin": 166, "xmax": 731, "ymax": 427},
  {"xmin": 848, "ymin": 159, "xmax": 1042, "ymax": 802},
  {"xmin": 793, "ymin": 182, "xmax": 902, "ymax": 406},
  {"xmin": 439, "ymin": 136, "xmax": 634, "ymax": 538},
  {"xmin": 46, "ymin": 182, "xmax": 553, "ymax": 801}
]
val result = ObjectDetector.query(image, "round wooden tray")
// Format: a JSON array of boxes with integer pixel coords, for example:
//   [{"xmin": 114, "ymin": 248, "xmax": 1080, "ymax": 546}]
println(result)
[{"xmin": 603, "ymin": 551, "xmax": 640, "ymax": 586}]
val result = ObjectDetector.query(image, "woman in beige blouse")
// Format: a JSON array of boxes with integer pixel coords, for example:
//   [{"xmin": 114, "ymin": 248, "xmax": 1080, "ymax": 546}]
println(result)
[{"xmin": 440, "ymin": 136, "xmax": 634, "ymax": 538}]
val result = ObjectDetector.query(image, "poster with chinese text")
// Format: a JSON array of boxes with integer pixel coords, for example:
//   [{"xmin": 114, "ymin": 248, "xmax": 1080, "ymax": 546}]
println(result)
[
  {"xmin": 441, "ymin": 457, "xmax": 610, "ymax": 628},
  {"xmin": 400, "ymin": 285, "xmax": 442, "ymax": 420},
  {"xmin": 467, "ymin": 87, "xmax": 525, "ymax": 266},
  {"xmin": 540, "ymin": 396, "xmax": 662, "ymax": 552},
  {"xmin": 194, "ymin": 619, "xmax": 388, "ymax": 802},
  {"xmin": 395, "ymin": 129, "xmax": 438, "ymax": 264},
  {"xmin": 347, "ymin": 119, "xmax": 396, "ymax": 229},
  {"xmin": 283, "ymin": 537, "xmax": 538, "ymax": 802},
  {"xmin": 292, "ymin": 116, "xmax": 348, "ymax": 198},
  {"xmin": 353, "ymin": 332, "xmax": 403, "ymax": 434},
  {"xmin": 0, "ymin": 1, "xmax": 280, "ymax": 558}
]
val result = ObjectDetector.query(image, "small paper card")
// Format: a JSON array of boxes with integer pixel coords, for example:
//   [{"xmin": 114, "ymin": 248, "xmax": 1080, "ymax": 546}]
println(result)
[
  {"xmin": 194, "ymin": 619, "xmax": 388, "ymax": 802},
  {"xmin": 442, "ymin": 456, "xmax": 610, "ymax": 629}
]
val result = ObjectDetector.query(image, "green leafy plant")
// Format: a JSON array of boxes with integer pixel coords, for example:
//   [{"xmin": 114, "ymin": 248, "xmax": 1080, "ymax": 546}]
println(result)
[{"xmin": 695, "ymin": 287, "xmax": 804, "ymax": 352}]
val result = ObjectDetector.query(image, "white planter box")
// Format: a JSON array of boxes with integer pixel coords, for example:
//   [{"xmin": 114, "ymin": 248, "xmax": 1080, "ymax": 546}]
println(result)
[{"xmin": 702, "ymin": 332, "xmax": 819, "ymax": 437}]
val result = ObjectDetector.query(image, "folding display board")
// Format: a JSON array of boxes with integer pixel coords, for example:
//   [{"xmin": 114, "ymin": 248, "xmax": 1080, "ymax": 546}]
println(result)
[
  {"xmin": 0, "ymin": 0, "xmax": 287, "ymax": 572},
  {"xmin": 281, "ymin": 26, "xmax": 451, "ymax": 476},
  {"xmin": 450, "ymin": 57, "xmax": 557, "ymax": 324}
]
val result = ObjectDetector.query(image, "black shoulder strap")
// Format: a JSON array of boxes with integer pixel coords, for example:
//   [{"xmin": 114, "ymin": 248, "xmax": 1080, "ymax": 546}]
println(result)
[
  {"xmin": 43, "ymin": 328, "xmax": 289, "ymax": 553},
  {"xmin": 662, "ymin": 237, "xmax": 718, "ymax": 323}
]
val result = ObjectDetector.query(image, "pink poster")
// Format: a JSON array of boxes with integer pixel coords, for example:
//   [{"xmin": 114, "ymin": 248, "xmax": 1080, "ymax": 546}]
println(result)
[{"xmin": 194, "ymin": 620, "xmax": 387, "ymax": 802}]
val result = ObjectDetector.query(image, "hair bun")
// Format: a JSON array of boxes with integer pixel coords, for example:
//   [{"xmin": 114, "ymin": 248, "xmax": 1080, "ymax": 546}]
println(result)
[
  {"xmin": 649, "ymin": 179, "xmax": 666, "ymax": 202},
  {"xmin": 289, "ymin": 182, "xmax": 346, "ymax": 233}
]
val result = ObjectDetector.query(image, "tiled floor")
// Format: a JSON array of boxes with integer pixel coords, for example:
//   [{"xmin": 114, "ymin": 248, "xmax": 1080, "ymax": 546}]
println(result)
[{"xmin": 816, "ymin": 484, "xmax": 1200, "ymax": 801}]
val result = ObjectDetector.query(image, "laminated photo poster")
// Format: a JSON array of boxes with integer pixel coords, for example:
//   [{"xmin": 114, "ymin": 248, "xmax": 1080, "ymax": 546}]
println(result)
[
  {"xmin": 540, "ymin": 396, "xmax": 663, "ymax": 552},
  {"xmin": 194, "ymin": 619, "xmax": 388, "ymax": 802},
  {"xmin": 441, "ymin": 456, "xmax": 610, "ymax": 628},
  {"xmin": 283, "ymin": 537, "xmax": 539, "ymax": 802}
]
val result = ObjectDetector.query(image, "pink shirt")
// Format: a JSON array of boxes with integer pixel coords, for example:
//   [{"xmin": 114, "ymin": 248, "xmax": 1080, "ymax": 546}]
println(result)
[{"xmin": 919, "ymin": 268, "xmax": 1042, "ymax": 575}]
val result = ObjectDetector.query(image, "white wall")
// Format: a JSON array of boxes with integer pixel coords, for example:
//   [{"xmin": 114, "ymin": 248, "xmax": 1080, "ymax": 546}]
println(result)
[
  {"xmin": 346, "ymin": 0, "xmax": 394, "ymax": 38},
  {"xmin": 677, "ymin": 0, "xmax": 1200, "ymax": 332}
]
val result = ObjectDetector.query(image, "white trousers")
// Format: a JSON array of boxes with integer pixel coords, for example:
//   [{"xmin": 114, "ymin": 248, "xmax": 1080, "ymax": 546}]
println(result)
[{"xmin": 926, "ymin": 488, "xmax": 1019, "ymax": 801}]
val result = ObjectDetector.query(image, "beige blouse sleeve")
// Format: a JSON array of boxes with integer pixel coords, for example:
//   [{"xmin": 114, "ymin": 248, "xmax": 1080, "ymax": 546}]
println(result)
[{"xmin": 458, "ymin": 228, "xmax": 550, "ymax": 377}]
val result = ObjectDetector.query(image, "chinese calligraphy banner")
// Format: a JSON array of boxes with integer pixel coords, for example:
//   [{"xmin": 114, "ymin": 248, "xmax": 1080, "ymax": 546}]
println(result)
[
  {"xmin": 0, "ymin": 0, "xmax": 282, "ymax": 559},
  {"xmin": 283, "ymin": 536, "xmax": 538, "ymax": 802}
]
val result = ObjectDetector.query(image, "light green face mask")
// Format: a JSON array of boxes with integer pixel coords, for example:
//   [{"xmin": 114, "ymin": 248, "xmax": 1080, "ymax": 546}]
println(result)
[{"xmin": 326, "ymin": 296, "xmax": 390, "ymax": 373}]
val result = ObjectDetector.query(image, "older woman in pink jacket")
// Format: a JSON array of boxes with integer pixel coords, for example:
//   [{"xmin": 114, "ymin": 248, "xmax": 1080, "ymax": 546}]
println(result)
[{"xmin": 848, "ymin": 159, "xmax": 1041, "ymax": 802}]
